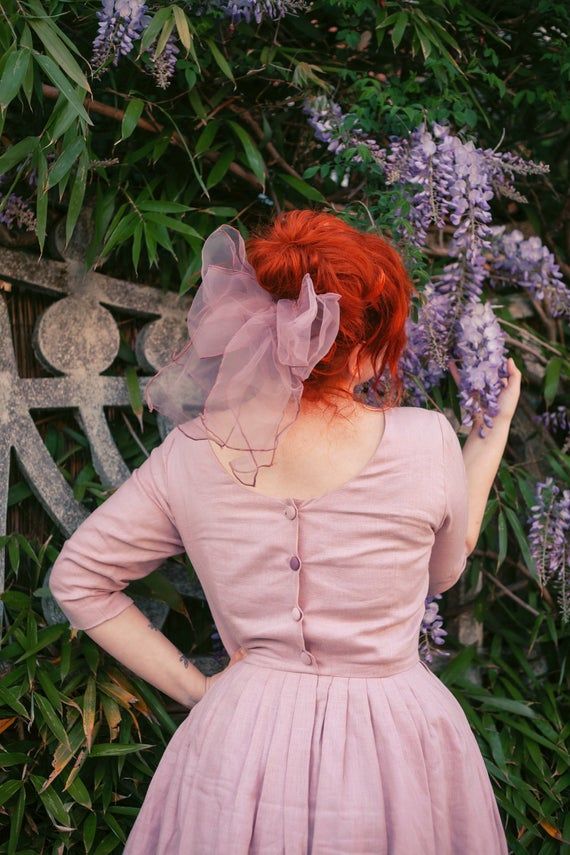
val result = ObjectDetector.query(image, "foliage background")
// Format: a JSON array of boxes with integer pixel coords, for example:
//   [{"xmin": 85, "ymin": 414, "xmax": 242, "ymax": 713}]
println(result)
[{"xmin": 0, "ymin": 0, "xmax": 569, "ymax": 852}]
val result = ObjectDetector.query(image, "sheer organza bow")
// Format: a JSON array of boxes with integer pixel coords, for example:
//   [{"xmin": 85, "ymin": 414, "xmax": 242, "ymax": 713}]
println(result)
[{"xmin": 144, "ymin": 224, "xmax": 341, "ymax": 486}]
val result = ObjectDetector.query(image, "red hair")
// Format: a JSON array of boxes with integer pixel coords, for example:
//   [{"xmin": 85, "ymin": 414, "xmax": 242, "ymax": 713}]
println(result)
[{"xmin": 245, "ymin": 209, "xmax": 416, "ymax": 414}]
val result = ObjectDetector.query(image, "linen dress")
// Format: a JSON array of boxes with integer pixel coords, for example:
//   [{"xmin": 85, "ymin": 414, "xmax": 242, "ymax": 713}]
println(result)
[{"xmin": 48, "ymin": 405, "xmax": 509, "ymax": 855}]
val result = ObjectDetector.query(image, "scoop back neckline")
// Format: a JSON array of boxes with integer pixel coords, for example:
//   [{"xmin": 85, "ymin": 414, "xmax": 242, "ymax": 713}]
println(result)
[{"xmin": 194, "ymin": 405, "xmax": 395, "ymax": 509}]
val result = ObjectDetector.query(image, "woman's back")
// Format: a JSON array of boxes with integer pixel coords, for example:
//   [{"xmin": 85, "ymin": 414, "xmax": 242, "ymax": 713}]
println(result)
[{"xmin": 49, "ymin": 404, "xmax": 508, "ymax": 854}]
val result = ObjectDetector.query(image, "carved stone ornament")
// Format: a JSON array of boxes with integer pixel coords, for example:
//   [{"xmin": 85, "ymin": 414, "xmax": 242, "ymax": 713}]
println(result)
[{"xmin": 0, "ymin": 208, "xmax": 208, "ymax": 638}]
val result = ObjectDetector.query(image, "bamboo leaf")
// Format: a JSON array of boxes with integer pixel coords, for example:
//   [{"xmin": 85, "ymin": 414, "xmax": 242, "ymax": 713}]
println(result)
[
  {"xmin": 89, "ymin": 743, "xmax": 154, "ymax": 757},
  {"xmin": 206, "ymin": 38, "xmax": 235, "ymax": 84},
  {"xmin": 28, "ymin": 18, "xmax": 91, "ymax": 94},
  {"xmin": 0, "ymin": 50, "xmax": 31, "ymax": 111},
  {"xmin": 33, "ymin": 53, "xmax": 92, "ymax": 124},
  {"xmin": 391, "ymin": 12, "xmax": 409, "ymax": 50},
  {"xmin": 65, "ymin": 148, "xmax": 89, "ymax": 246},
  {"xmin": 206, "ymin": 147, "xmax": 235, "ymax": 189},
  {"xmin": 0, "ymin": 137, "xmax": 38, "ymax": 177},
  {"xmin": 144, "ymin": 212, "xmax": 202, "ymax": 239},
  {"xmin": 544, "ymin": 356, "xmax": 562, "ymax": 407},
  {"xmin": 279, "ymin": 173, "xmax": 326, "ymax": 203},
  {"xmin": 227, "ymin": 121, "xmax": 265, "ymax": 186},
  {"xmin": 47, "ymin": 137, "xmax": 84, "ymax": 189},
  {"xmin": 120, "ymin": 98, "xmax": 145, "ymax": 142},
  {"xmin": 172, "ymin": 6, "xmax": 192, "ymax": 52},
  {"xmin": 34, "ymin": 694, "xmax": 71, "ymax": 747}
]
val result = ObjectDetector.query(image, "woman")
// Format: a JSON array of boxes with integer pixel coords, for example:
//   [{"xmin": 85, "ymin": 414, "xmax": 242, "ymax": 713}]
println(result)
[{"xmin": 49, "ymin": 210, "xmax": 518, "ymax": 853}]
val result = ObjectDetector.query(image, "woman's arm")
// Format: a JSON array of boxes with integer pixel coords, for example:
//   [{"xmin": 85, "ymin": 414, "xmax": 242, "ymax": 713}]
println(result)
[
  {"xmin": 460, "ymin": 356, "xmax": 522, "ymax": 554},
  {"xmin": 87, "ymin": 603, "xmax": 207, "ymax": 708},
  {"xmin": 48, "ymin": 432, "xmax": 208, "ymax": 710},
  {"xmin": 462, "ymin": 414, "xmax": 511, "ymax": 554}
]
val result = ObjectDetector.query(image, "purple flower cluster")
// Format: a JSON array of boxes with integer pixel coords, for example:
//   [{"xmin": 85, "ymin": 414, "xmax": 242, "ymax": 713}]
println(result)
[
  {"xmin": 216, "ymin": 0, "xmax": 308, "ymax": 24},
  {"xmin": 419, "ymin": 595, "xmax": 449, "ymax": 664},
  {"xmin": 92, "ymin": 0, "xmax": 149, "ymax": 69},
  {"xmin": 92, "ymin": 0, "xmax": 179, "ymax": 87},
  {"xmin": 535, "ymin": 406, "xmax": 570, "ymax": 436},
  {"xmin": 303, "ymin": 96, "xmax": 386, "ymax": 168},
  {"xmin": 488, "ymin": 226, "xmax": 570, "ymax": 318},
  {"xmin": 454, "ymin": 301, "xmax": 510, "ymax": 434},
  {"xmin": 0, "ymin": 193, "xmax": 36, "ymax": 232},
  {"xmin": 304, "ymin": 103, "xmax": 570, "ymax": 432},
  {"xmin": 150, "ymin": 33, "xmax": 180, "ymax": 89},
  {"xmin": 528, "ymin": 477, "xmax": 570, "ymax": 622}
]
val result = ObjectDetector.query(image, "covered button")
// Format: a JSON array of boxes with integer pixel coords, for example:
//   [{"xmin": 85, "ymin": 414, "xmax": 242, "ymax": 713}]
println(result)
[
  {"xmin": 300, "ymin": 650, "xmax": 312, "ymax": 665},
  {"xmin": 289, "ymin": 555, "xmax": 301, "ymax": 571},
  {"xmin": 284, "ymin": 505, "xmax": 297, "ymax": 520},
  {"xmin": 291, "ymin": 606, "xmax": 302, "ymax": 621}
]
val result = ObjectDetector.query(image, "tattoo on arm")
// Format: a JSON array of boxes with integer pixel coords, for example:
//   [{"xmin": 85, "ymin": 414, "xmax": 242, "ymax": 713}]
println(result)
[
  {"xmin": 178, "ymin": 652, "xmax": 190, "ymax": 669},
  {"xmin": 147, "ymin": 621, "xmax": 159, "ymax": 631}
]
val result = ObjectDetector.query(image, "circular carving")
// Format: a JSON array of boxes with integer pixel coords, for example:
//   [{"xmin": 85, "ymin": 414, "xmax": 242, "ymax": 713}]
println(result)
[{"xmin": 34, "ymin": 296, "xmax": 120, "ymax": 374}]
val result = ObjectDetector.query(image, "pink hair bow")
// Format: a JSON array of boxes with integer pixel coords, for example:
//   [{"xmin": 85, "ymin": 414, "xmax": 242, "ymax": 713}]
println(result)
[{"xmin": 144, "ymin": 224, "xmax": 341, "ymax": 486}]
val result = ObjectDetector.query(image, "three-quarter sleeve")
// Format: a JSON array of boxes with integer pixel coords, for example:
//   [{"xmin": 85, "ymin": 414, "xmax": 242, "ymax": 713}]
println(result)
[
  {"xmin": 48, "ymin": 431, "xmax": 185, "ymax": 631},
  {"xmin": 427, "ymin": 412, "xmax": 470, "ymax": 597}
]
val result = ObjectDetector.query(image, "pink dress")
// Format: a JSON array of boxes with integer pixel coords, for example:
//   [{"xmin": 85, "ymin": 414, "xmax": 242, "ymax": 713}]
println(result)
[{"xmin": 48, "ymin": 405, "xmax": 509, "ymax": 854}]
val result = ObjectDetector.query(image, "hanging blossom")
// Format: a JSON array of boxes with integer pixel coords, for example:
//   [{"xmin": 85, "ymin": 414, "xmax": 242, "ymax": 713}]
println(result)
[
  {"xmin": 419, "ymin": 595, "xmax": 449, "ymax": 664},
  {"xmin": 487, "ymin": 226, "xmax": 570, "ymax": 319},
  {"xmin": 304, "ymin": 100, "xmax": 569, "ymax": 431},
  {"xmin": 453, "ymin": 301, "xmax": 510, "ymax": 433},
  {"xmin": 303, "ymin": 96, "xmax": 386, "ymax": 168},
  {"xmin": 527, "ymin": 477, "xmax": 570, "ymax": 623},
  {"xmin": 213, "ymin": 0, "xmax": 308, "ymax": 24},
  {"xmin": 0, "ymin": 193, "xmax": 36, "ymax": 232},
  {"xmin": 92, "ymin": 0, "xmax": 149, "ymax": 68},
  {"xmin": 149, "ymin": 33, "xmax": 180, "ymax": 89},
  {"xmin": 92, "ymin": 0, "xmax": 179, "ymax": 87},
  {"xmin": 535, "ymin": 406, "xmax": 570, "ymax": 435}
]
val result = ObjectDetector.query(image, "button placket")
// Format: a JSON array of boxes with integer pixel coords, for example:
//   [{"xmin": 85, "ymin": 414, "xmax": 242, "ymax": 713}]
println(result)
[{"xmin": 285, "ymin": 500, "xmax": 315, "ymax": 669}]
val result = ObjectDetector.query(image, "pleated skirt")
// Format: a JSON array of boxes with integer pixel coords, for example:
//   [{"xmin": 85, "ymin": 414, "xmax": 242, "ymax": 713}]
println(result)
[{"xmin": 122, "ymin": 657, "xmax": 509, "ymax": 854}]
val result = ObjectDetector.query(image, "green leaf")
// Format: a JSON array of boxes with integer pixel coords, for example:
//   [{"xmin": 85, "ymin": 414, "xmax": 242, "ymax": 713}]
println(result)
[
  {"xmin": 120, "ymin": 98, "xmax": 145, "ymax": 142},
  {"xmin": 544, "ymin": 356, "xmax": 562, "ymax": 407},
  {"xmin": 138, "ymin": 200, "xmax": 192, "ymax": 214},
  {"xmin": 172, "ymin": 6, "xmax": 192, "ymax": 50},
  {"xmin": 503, "ymin": 506, "xmax": 538, "ymax": 581},
  {"xmin": 28, "ymin": 18, "xmax": 91, "ymax": 93},
  {"xmin": 31, "ymin": 775, "xmax": 70, "ymax": 825},
  {"xmin": 139, "ymin": 8, "xmax": 172, "ymax": 54},
  {"xmin": 47, "ymin": 137, "xmax": 84, "ymax": 189},
  {"xmin": 34, "ymin": 148, "xmax": 48, "ymax": 254},
  {"xmin": 479, "ymin": 696, "xmax": 538, "ymax": 718},
  {"xmin": 65, "ymin": 148, "xmax": 89, "ymax": 246},
  {"xmin": 132, "ymin": 221, "xmax": 143, "ymax": 272},
  {"xmin": 144, "ymin": 212, "xmax": 202, "ymax": 239},
  {"xmin": 66, "ymin": 775, "xmax": 92, "ymax": 809},
  {"xmin": 195, "ymin": 121, "xmax": 220, "ymax": 156},
  {"xmin": 0, "ymin": 780, "xmax": 23, "ymax": 806},
  {"xmin": 0, "ymin": 137, "xmax": 38, "ymax": 177},
  {"xmin": 0, "ymin": 681, "xmax": 28, "ymax": 717},
  {"xmin": 125, "ymin": 366, "xmax": 143, "ymax": 424},
  {"xmin": 497, "ymin": 510, "xmax": 507, "ymax": 569},
  {"xmin": 0, "ymin": 50, "xmax": 31, "ymax": 111},
  {"xmin": 33, "ymin": 694, "xmax": 71, "ymax": 746},
  {"xmin": 279, "ymin": 173, "xmax": 326, "ymax": 203},
  {"xmin": 89, "ymin": 743, "xmax": 154, "ymax": 757},
  {"xmin": 14, "ymin": 624, "xmax": 64, "ymax": 663},
  {"xmin": 154, "ymin": 18, "xmax": 175, "ymax": 59},
  {"xmin": 227, "ymin": 121, "xmax": 265, "ymax": 186},
  {"xmin": 206, "ymin": 147, "xmax": 235, "ymax": 189},
  {"xmin": 33, "ymin": 53, "xmax": 92, "ymax": 125},
  {"xmin": 8, "ymin": 785, "xmax": 26, "ymax": 853},
  {"xmin": 206, "ymin": 38, "xmax": 235, "ymax": 84},
  {"xmin": 391, "ymin": 12, "xmax": 409, "ymax": 50}
]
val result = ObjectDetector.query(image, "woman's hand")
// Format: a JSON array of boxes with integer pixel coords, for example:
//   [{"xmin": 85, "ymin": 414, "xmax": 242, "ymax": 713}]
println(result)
[
  {"xmin": 200, "ymin": 646, "xmax": 248, "ymax": 699},
  {"xmin": 447, "ymin": 355, "xmax": 522, "ymax": 429}
]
